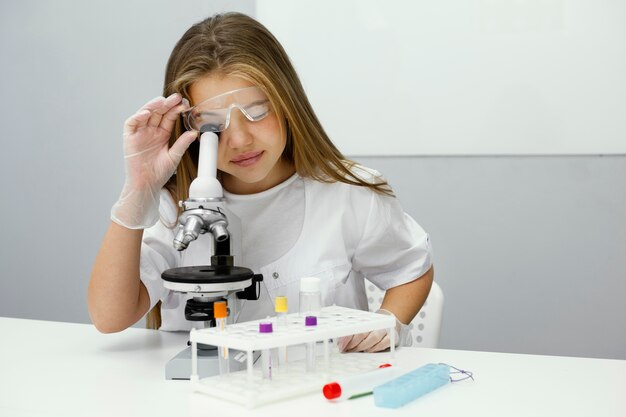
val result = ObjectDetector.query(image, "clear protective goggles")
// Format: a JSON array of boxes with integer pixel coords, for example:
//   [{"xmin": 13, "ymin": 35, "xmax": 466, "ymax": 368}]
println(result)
[{"xmin": 181, "ymin": 86, "xmax": 271, "ymax": 133}]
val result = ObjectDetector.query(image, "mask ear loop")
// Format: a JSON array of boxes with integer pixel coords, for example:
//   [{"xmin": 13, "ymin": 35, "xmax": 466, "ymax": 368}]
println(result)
[{"xmin": 439, "ymin": 363, "xmax": 475, "ymax": 382}]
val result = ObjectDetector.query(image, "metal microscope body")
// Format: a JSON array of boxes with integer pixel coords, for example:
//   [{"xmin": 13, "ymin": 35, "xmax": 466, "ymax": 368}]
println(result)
[
  {"xmin": 173, "ymin": 197, "xmax": 229, "ymax": 251},
  {"xmin": 161, "ymin": 131, "xmax": 262, "ymax": 323},
  {"xmin": 160, "ymin": 132, "xmax": 263, "ymax": 379}
]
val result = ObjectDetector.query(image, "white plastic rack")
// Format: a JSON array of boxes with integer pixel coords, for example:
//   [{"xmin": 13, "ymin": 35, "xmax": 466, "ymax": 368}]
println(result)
[{"xmin": 189, "ymin": 305, "xmax": 396, "ymax": 407}]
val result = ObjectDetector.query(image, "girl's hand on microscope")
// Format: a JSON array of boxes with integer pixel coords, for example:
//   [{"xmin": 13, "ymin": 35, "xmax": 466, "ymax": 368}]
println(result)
[
  {"xmin": 122, "ymin": 93, "xmax": 197, "ymax": 190},
  {"xmin": 111, "ymin": 94, "xmax": 198, "ymax": 229}
]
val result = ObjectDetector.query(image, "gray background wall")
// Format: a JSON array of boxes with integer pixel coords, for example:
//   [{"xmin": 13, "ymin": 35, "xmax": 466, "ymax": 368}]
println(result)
[
  {"xmin": 258, "ymin": 0, "xmax": 626, "ymax": 156},
  {"xmin": 0, "ymin": 1, "xmax": 624, "ymax": 360},
  {"xmin": 356, "ymin": 155, "xmax": 626, "ymax": 359}
]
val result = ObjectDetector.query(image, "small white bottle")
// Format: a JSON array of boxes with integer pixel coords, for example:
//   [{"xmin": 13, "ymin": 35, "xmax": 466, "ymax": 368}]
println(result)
[{"xmin": 299, "ymin": 277, "xmax": 322, "ymax": 317}]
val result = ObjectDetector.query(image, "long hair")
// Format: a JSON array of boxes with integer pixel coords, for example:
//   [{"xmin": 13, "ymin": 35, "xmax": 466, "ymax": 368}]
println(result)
[{"xmin": 147, "ymin": 12, "xmax": 393, "ymax": 329}]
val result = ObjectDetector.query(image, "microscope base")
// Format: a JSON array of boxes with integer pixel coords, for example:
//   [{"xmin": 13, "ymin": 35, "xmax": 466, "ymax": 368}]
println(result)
[{"xmin": 165, "ymin": 346, "xmax": 258, "ymax": 380}]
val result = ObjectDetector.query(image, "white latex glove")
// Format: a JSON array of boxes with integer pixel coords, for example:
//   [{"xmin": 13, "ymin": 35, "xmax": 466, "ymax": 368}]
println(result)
[
  {"xmin": 337, "ymin": 309, "xmax": 407, "ymax": 353},
  {"xmin": 111, "ymin": 94, "xmax": 198, "ymax": 229}
]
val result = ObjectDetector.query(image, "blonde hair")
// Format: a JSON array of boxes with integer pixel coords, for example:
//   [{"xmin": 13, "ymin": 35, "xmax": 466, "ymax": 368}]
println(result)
[{"xmin": 147, "ymin": 12, "xmax": 393, "ymax": 329}]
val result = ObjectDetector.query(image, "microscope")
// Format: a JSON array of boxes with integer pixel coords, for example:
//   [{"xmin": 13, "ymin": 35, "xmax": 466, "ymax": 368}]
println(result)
[{"xmin": 161, "ymin": 132, "xmax": 263, "ymax": 380}]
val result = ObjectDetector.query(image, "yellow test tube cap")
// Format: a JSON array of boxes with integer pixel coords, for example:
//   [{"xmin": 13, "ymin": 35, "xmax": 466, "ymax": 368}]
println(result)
[
  {"xmin": 275, "ymin": 296, "xmax": 288, "ymax": 313},
  {"xmin": 214, "ymin": 301, "xmax": 227, "ymax": 319}
]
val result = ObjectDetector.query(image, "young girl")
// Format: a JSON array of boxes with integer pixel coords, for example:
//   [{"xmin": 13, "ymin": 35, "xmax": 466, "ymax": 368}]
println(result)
[{"xmin": 88, "ymin": 12, "xmax": 433, "ymax": 353}]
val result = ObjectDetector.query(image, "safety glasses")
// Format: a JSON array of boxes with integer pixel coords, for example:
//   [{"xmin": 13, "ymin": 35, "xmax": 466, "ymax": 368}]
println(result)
[{"xmin": 181, "ymin": 86, "xmax": 271, "ymax": 133}]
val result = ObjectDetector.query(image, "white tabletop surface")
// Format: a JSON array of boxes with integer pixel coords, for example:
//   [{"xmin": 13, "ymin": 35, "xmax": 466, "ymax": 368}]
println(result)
[{"xmin": 1, "ymin": 317, "xmax": 624, "ymax": 417}]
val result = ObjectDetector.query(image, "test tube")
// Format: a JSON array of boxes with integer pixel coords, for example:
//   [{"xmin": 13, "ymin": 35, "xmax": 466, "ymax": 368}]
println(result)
[
  {"xmin": 305, "ymin": 315, "xmax": 317, "ymax": 372},
  {"xmin": 323, "ymin": 365, "xmax": 395, "ymax": 401},
  {"xmin": 259, "ymin": 321, "xmax": 273, "ymax": 379},
  {"xmin": 275, "ymin": 296, "xmax": 288, "ymax": 367},
  {"xmin": 275, "ymin": 296, "xmax": 288, "ymax": 326},
  {"xmin": 214, "ymin": 301, "xmax": 229, "ymax": 375}
]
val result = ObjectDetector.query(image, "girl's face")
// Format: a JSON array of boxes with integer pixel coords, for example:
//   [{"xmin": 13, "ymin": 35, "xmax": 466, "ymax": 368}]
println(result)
[{"xmin": 188, "ymin": 74, "xmax": 294, "ymax": 194}]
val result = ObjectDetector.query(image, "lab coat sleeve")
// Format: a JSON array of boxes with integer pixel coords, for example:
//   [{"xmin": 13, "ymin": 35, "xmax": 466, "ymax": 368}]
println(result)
[
  {"xmin": 351, "ymin": 189, "xmax": 433, "ymax": 291},
  {"xmin": 139, "ymin": 190, "xmax": 180, "ymax": 311}
]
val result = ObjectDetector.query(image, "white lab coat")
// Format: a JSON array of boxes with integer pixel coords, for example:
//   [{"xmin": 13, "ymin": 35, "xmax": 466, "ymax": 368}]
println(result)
[{"xmin": 140, "ymin": 168, "xmax": 433, "ymax": 331}]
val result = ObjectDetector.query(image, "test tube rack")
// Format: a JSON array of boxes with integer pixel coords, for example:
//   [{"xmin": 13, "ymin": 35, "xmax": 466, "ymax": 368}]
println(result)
[{"xmin": 189, "ymin": 305, "xmax": 396, "ymax": 408}]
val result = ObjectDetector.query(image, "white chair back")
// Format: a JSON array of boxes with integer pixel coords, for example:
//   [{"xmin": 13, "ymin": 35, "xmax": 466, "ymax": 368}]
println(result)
[{"xmin": 364, "ymin": 280, "xmax": 444, "ymax": 348}]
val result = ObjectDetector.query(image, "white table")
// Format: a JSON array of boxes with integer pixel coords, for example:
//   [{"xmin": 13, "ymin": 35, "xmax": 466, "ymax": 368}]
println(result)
[{"xmin": 1, "ymin": 317, "xmax": 624, "ymax": 417}]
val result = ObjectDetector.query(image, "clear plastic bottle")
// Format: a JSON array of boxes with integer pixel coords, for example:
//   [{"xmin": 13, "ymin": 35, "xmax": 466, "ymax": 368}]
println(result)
[{"xmin": 299, "ymin": 277, "xmax": 322, "ymax": 317}]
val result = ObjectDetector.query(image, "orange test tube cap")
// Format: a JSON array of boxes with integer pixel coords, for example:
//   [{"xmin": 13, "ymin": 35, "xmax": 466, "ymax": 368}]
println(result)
[{"xmin": 214, "ymin": 301, "xmax": 227, "ymax": 319}]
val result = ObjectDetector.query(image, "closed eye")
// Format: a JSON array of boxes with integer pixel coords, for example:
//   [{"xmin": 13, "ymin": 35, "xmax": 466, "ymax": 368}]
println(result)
[
  {"xmin": 244, "ymin": 100, "xmax": 271, "ymax": 119},
  {"xmin": 196, "ymin": 110, "xmax": 222, "ymax": 118}
]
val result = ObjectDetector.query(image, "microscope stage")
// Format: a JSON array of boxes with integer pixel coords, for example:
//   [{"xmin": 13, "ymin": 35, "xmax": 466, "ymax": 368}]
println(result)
[{"xmin": 162, "ymin": 265, "xmax": 254, "ymax": 293}]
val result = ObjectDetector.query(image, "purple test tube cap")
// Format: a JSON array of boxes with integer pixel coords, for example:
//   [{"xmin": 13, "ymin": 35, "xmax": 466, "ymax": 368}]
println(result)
[
  {"xmin": 259, "ymin": 322, "xmax": 273, "ymax": 333},
  {"xmin": 305, "ymin": 316, "xmax": 318, "ymax": 326}
]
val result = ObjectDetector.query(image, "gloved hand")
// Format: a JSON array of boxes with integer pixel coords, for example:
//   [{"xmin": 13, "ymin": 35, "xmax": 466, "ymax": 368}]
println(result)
[
  {"xmin": 337, "ymin": 309, "xmax": 407, "ymax": 353},
  {"xmin": 111, "ymin": 93, "xmax": 198, "ymax": 229}
]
